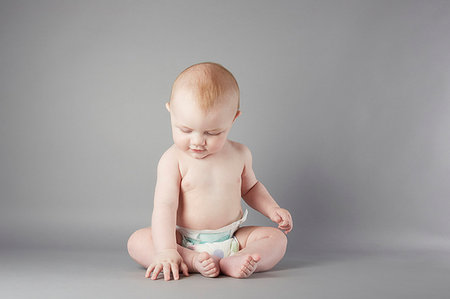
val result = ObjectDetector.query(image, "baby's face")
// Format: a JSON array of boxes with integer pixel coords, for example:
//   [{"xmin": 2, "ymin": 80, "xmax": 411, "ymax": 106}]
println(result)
[{"xmin": 168, "ymin": 91, "xmax": 239, "ymax": 159}]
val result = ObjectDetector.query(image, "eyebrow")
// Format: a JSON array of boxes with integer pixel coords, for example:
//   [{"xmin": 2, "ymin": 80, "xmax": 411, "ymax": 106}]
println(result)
[{"xmin": 206, "ymin": 128, "xmax": 223, "ymax": 132}]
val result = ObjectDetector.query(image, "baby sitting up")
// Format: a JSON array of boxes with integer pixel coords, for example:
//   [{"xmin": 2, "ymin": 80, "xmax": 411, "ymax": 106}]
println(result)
[{"xmin": 127, "ymin": 62, "xmax": 293, "ymax": 280}]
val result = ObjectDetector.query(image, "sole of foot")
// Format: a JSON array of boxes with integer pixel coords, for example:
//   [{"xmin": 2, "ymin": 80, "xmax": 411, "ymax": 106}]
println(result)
[
  {"xmin": 219, "ymin": 253, "xmax": 261, "ymax": 278},
  {"xmin": 194, "ymin": 252, "xmax": 220, "ymax": 278}
]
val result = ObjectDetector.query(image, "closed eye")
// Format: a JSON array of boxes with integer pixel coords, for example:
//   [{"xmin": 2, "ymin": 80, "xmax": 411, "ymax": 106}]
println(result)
[
  {"xmin": 206, "ymin": 131, "xmax": 222, "ymax": 136},
  {"xmin": 178, "ymin": 127, "xmax": 192, "ymax": 133}
]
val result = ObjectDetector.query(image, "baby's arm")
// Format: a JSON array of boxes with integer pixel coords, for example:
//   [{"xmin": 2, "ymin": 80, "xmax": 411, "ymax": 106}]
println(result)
[
  {"xmin": 241, "ymin": 146, "xmax": 293, "ymax": 233},
  {"xmin": 146, "ymin": 148, "xmax": 189, "ymax": 280}
]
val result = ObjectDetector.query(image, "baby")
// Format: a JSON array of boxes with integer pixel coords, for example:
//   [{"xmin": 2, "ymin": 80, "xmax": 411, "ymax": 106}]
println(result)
[{"xmin": 127, "ymin": 62, "xmax": 293, "ymax": 280}]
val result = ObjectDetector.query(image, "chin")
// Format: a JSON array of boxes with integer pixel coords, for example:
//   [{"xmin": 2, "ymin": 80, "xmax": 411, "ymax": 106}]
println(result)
[{"xmin": 189, "ymin": 151, "xmax": 210, "ymax": 159}]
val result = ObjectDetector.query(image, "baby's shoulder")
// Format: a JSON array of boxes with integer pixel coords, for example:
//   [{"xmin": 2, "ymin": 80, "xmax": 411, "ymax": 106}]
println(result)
[
  {"xmin": 228, "ymin": 140, "xmax": 252, "ymax": 158},
  {"xmin": 158, "ymin": 145, "xmax": 179, "ymax": 168}
]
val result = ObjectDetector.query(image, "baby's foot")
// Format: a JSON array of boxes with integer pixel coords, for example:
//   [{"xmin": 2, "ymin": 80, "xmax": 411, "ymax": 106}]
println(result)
[
  {"xmin": 219, "ymin": 253, "xmax": 261, "ymax": 278},
  {"xmin": 193, "ymin": 252, "xmax": 220, "ymax": 278}
]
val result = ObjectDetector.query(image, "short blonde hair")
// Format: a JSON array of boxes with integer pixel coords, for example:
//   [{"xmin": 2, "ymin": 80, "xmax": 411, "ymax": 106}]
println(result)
[{"xmin": 170, "ymin": 62, "xmax": 240, "ymax": 111}]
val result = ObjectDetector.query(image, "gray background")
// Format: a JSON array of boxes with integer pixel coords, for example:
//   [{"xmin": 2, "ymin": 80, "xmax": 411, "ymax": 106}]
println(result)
[{"xmin": 1, "ymin": 0, "xmax": 449, "ymax": 298}]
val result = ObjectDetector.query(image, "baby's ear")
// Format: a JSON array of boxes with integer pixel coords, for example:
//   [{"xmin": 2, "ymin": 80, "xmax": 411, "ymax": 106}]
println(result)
[
  {"xmin": 165, "ymin": 102, "xmax": 171, "ymax": 112},
  {"xmin": 233, "ymin": 110, "xmax": 241, "ymax": 121}
]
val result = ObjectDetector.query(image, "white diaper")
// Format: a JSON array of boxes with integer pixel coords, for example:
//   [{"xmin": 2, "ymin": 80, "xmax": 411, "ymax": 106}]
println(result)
[{"xmin": 177, "ymin": 210, "xmax": 248, "ymax": 258}]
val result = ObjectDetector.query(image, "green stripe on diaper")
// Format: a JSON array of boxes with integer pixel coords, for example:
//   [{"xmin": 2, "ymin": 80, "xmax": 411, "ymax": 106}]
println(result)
[{"xmin": 184, "ymin": 233, "xmax": 232, "ymax": 245}]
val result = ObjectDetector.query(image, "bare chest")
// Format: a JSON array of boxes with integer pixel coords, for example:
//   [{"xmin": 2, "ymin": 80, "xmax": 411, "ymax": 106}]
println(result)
[{"xmin": 180, "ymin": 157, "xmax": 243, "ymax": 194}]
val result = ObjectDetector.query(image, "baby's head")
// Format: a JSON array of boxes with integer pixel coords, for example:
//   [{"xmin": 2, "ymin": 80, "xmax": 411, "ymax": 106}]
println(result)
[
  {"xmin": 169, "ymin": 62, "xmax": 240, "ymax": 113},
  {"xmin": 167, "ymin": 63, "xmax": 241, "ymax": 159}
]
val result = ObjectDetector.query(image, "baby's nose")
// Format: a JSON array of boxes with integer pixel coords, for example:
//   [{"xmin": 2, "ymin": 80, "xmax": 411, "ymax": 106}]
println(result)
[{"xmin": 191, "ymin": 132, "xmax": 206, "ymax": 146}]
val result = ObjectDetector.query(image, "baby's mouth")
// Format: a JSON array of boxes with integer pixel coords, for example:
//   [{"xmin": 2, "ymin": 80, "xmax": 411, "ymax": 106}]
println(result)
[{"xmin": 190, "ymin": 147, "xmax": 206, "ymax": 153}]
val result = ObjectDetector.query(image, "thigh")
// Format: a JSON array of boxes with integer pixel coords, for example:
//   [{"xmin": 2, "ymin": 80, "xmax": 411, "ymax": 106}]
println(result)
[
  {"xmin": 234, "ymin": 226, "xmax": 280, "ymax": 250},
  {"xmin": 127, "ymin": 227, "xmax": 183, "ymax": 268},
  {"xmin": 128, "ymin": 227, "xmax": 183, "ymax": 248}
]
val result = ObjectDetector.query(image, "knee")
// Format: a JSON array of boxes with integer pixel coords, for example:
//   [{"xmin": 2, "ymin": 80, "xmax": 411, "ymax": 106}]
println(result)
[
  {"xmin": 127, "ymin": 230, "xmax": 139, "ymax": 258},
  {"xmin": 127, "ymin": 227, "xmax": 152, "ymax": 259},
  {"xmin": 270, "ymin": 227, "xmax": 288, "ymax": 253},
  {"xmin": 253, "ymin": 227, "xmax": 287, "ymax": 254},
  {"xmin": 254, "ymin": 227, "xmax": 288, "ymax": 258}
]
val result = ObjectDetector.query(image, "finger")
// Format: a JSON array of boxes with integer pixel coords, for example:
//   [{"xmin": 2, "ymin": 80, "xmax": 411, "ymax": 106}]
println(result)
[
  {"xmin": 271, "ymin": 213, "xmax": 281, "ymax": 223},
  {"xmin": 284, "ymin": 224, "xmax": 292, "ymax": 233},
  {"xmin": 276, "ymin": 214, "xmax": 283, "ymax": 223},
  {"xmin": 280, "ymin": 216, "xmax": 291, "ymax": 226},
  {"xmin": 171, "ymin": 263, "xmax": 180, "ymax": 280},
  {"xmin": 181, "ymin": 262, "xmax": 190, "ymax": 277},
  {"xmin": 286, "ymin": 216, "xmax": 293, "ymax": 230},
  {"xmin": 278, "ymin": 225, "xmax": 288, "ymax": 230},
  {"xmin": 152, "ymin": 264, "xmax": 163, "ymax": 280},
  {"xmin": 163, "ymin": 263, "xmax": 171, "ymax": 281},
  {"xmin": 145, "ymin": 264, "xmax": 155, "ymax": 278},
  {"xmin": 278, "ymin": 225, "xmax": 288, "ymax": 233},
  {"xmin": 280, "ymin": 217, "xmax": 288, "ymax": 226}
]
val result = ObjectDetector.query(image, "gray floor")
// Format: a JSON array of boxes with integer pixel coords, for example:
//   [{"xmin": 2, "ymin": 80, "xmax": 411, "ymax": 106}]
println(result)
[{"xmin": 2, "ymin": 249, "xmax": 450, "ymax": 299}]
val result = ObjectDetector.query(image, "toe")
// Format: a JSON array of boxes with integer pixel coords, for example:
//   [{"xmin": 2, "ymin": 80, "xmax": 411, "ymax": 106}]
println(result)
[
  {"xmin": 252, "ymin": 254, "xmax": 261, "ymax": 262},
  {"xmin": 203, "ymin": 263, "xmax": 215, "ymax": 271},
  {"xmin": 202, "ymin": 257, "xmax": 213, "ymax": 265},
  {"xmin": 241, "ymin": 263, "xmax": 252, "ymax": 273},
  {"xmin": 205, "ymin": 267, "xmax": 217, "ymax": 274},
  {"xmin": 239, "ymin": 268, "xmax": 250, "ymax": 278},
  {"xmin": 197, "ymin": 252, "xmax": 209, "ymax": 262},
  {"xmin": 243, "ymin": 267, "xmax": 251, "ymax": 277},
  {"xmin": 205, "ymin": 268, "xmax": 219, "ymax": 277}
]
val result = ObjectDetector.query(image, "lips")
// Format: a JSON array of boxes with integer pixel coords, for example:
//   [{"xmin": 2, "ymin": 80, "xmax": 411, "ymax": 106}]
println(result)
[{"xmin": 190, "ymin": 148, "xmax": 205, "ymax": 153}]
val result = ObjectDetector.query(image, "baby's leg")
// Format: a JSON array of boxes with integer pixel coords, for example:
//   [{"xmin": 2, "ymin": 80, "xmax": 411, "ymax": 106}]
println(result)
[
  {"xmin": 219, "ymin": 226, "xmax": 287, "ymax": 278},
  {"xmin": 127, "ymin": 228, "xmax": 220, "ymax": 278}
]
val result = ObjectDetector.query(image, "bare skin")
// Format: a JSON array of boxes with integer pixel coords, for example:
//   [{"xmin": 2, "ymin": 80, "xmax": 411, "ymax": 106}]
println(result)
[
  {"xmin": 129, "ymin": 228, "xmax": 221, "ymax": 280},
  {"xmin": 129, "ymin": 224, "xmax": 289, "ymax": 279},
  {"xmin": 220, "ymin": 254, "xmax": 261, "ymax": 278},
  {"xmin": 127, "ymin": 63, "xmax": 293, "ymax": 280}
]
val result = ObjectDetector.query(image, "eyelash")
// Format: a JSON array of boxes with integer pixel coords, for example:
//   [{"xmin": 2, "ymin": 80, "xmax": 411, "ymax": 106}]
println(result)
[
  {"xmin": 179, "ymin": 128, "xmax": 221, "ymax": 136},
  {"xmin": 206, "ymin": 132, "xmax": 221, "ymax": 136}
]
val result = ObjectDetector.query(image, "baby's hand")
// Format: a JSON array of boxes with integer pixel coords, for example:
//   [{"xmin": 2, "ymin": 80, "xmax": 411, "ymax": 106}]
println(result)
[
  {"xmin": 269, "ymin": 207, "xmax": 293, "ymax": 234},
  {"xmin": 145, "ymin": 249, "xmax": 189, "ymax": 281}
]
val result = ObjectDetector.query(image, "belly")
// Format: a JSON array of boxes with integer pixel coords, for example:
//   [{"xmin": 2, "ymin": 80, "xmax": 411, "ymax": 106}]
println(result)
[{"xmin": 176, "ymin": 196, "xmax": 243, "ymax": 230}]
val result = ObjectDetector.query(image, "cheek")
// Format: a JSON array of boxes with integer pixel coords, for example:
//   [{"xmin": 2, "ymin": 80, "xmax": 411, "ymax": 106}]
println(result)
[
  {"xmin": 208, "ymin": 136, "xmax": 227, "ymax": 151},
  {"xmin": 173, "ymin": 132, "xmax": 188, "ymax": 147}
]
